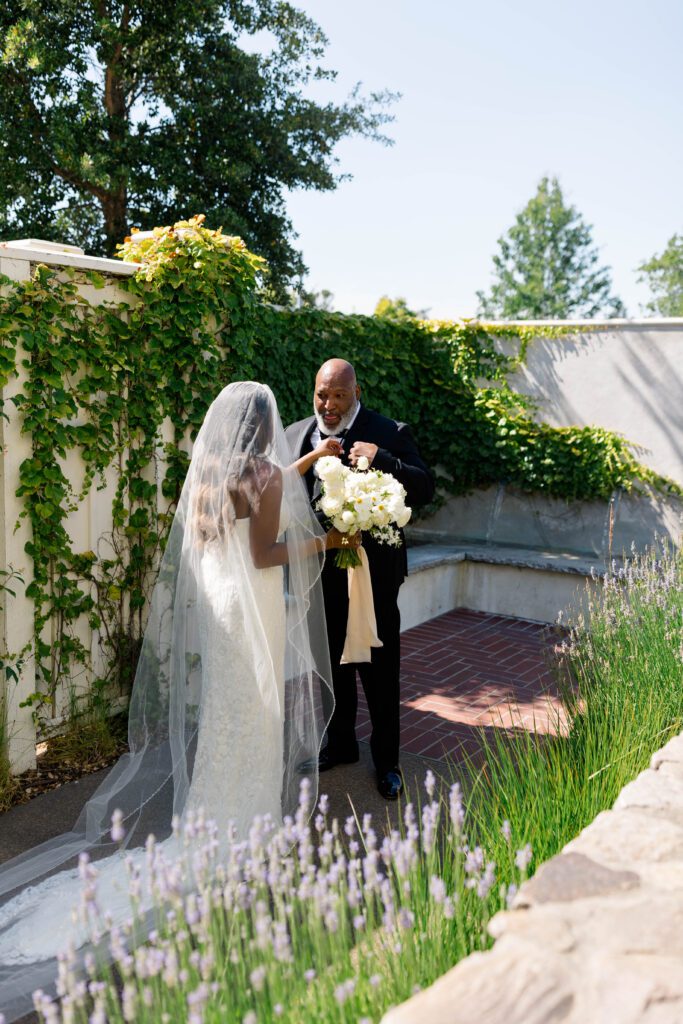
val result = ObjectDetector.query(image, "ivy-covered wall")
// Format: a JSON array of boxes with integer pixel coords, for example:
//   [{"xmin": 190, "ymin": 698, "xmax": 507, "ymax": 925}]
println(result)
[{"xmin": 0, "ymin": 218, "xmax": 679, "ymax": 748}]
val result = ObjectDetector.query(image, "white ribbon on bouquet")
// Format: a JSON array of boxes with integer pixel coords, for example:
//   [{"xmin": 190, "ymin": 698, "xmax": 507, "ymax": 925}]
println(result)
[{"xmin": 340, "ymin": 547, "xmax": 383, "ymax": 664}]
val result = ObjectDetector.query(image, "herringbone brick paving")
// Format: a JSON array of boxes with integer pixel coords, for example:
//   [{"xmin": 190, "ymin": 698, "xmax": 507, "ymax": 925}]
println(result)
[{"xmin": 357, "ymin": 608, "xmax": 565, "ymax": 762}]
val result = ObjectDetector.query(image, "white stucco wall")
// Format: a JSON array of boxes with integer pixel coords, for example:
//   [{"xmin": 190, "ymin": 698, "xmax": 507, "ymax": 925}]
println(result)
[
  {"xmin": 0, "ymin": 241, "xmax": 138, "ymax": 772},
  {"xmin": 505, "ymin": 321, "xmax": 683, "ymax": 484}
]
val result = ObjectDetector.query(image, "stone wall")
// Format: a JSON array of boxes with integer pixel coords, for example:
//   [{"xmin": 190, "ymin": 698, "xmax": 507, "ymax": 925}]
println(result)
[{"xmin": 382, "ymin": 729, "xmax": 683, "ymax": 1024}]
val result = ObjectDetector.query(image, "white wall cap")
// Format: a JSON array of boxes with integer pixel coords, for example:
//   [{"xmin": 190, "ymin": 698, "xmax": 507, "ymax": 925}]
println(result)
[
  {"xmin": 3, "ymin": 238, "xmax": 85, "ymax": 255},
  {"xmin": 0, "ymin": 239, "xmax": 138, "ymax": 276},
  {"xmin": 470, "ymin": 317, "xmax": 683, "ymax": 329}
]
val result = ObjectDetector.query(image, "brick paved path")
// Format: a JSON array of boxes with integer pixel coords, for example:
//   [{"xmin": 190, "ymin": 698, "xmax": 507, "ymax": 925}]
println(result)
[{"xmin": 357, "ymin": 608, "xmax": 566, "ymax": 763}]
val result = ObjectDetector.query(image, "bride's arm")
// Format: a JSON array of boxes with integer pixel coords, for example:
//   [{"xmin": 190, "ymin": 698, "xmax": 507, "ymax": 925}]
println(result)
[
  {"xmin": 291, "ymin": 436, "xmax": 343, "ymax": 476},
  {"xmin": 249, "ymin": 466, "xmax": 356, "ymax": 569}
]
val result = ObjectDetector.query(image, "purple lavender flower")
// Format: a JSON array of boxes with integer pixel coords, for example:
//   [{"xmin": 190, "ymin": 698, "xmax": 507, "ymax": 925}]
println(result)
[
  {"xmin": 249, "ymin": 965, "xmax": 267, "ymax": 992},
  {"xmin": 449, "ymin": 782, "xmax": 465, "ymax": 833},
  {"xmin": 398, "ymin": 907, "xmax": 415, "ymax": 930},
  {"xmin": 334, "ymin": 977, "xmax": 356, "ymax": 1005},
  {"xmin": 515, "ymin": 843, "xmax": 532, "ymax": 873},
  {"xmin": 424, "ymin": 769, "xmax": 436, "ymax": 798},
  {"xmin": 464, "ymin": 846, "xmax": 484, "ymax": 875},
  {"xmin": 110, "ymin": 808, "xmax": 125, "ymax": 844},
  {"xmin": 477, "ymin": 861, "xmax": 496, "ymax": 899},
  {"xmin": 429, "ymin": 875, "xmax": 447, "ymax": 903}
]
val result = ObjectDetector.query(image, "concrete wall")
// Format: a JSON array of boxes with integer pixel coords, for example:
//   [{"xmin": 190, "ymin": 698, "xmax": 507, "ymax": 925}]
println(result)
[
  {"xmin": 414, "ymin": 321, "xmax": 683, "ymax": 558},
  {"xmin": 509, "ymin": 321, "xmax": 683, "ymax": 484}
]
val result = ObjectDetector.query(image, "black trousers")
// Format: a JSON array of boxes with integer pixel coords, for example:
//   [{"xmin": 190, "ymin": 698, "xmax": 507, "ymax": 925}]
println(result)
[{"xmin": 321, "ymin": 557, "xmax": 402, "ymax": 775}]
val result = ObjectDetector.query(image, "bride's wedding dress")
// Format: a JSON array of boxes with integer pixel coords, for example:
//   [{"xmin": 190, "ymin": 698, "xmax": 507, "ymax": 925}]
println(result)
[
  {"xmin": 0, "ymin": 382, "xmax": 332, "ymax": 1020},
  {"xmin": 189, "ymin": 515, "xmax": 287, "ymax": 829}
]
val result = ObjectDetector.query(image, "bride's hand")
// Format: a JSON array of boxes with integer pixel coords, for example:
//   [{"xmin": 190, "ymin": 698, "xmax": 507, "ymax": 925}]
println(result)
[
  {"xmin": 325, "ymin": 528, "xmax": 361, "ymax": 551},
  {"xmin": 313, "ymin": 437, "xmax": 344, "ymax": 459}
]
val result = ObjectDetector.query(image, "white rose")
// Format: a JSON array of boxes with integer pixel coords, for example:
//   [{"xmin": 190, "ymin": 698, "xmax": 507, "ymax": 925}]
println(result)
[
  {"xmin": 316, "ymin": 456, "xmax": 346, "ymax": 481},
  {"xmin": 396, "ymin": 507, "xmax": 412, "ymax": 528},
  {"xmin": 320, "ymin": 496, "xmax": 343, "ymax": 517},
  {"xmin": 356, "ymin": 455, "xmax": 369, "ymax": 471}
]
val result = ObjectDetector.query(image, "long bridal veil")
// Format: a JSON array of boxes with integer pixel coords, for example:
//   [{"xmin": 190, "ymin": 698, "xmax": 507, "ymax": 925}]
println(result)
[{"xmin": 0, "ymin": 382, "xmax": 333, "ymax": 1020}]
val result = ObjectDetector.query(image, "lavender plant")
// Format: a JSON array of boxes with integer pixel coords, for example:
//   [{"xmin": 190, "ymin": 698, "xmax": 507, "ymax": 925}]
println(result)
[{"xmin": 32, "ymin": 773, "xmax": 530, "ymax": 1024}]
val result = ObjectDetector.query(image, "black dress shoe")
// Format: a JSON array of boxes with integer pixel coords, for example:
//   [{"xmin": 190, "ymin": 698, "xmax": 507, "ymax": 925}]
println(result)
[
  {"xmin": 297, "ymin": 747, "xmax": 360, "ymax": 774},
  {"xmin": 377, "ymin": 769, "xmax": 403, "ymax": 800},
  {"xmin": 318, "ymin": 747, "xmax": 360, "ymax": 772}
]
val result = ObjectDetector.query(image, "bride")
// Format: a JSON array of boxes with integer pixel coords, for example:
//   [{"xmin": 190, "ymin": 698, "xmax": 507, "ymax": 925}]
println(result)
[{"xmin": 0, "ymin": 381, "xmax": 351, "ymax": 1021}]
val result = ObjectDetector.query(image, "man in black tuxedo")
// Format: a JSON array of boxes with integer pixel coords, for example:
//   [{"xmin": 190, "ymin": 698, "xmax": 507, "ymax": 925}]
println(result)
[{"xmin": 286, "ymin": 359, "xmax": 435, "ymax": 799}]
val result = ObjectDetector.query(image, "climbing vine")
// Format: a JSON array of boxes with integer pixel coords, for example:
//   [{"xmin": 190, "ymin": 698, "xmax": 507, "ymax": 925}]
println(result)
[{"xmin": 0, "ymin": 215, "xmax": 678, "ymax": 734}]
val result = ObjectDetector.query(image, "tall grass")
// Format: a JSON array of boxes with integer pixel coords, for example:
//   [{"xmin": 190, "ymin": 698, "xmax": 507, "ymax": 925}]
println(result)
[
  {"xmin": 467, "ymin": 541, "xmax": 683, "ymax": 871},
  {"xmin": 30, "ymin": 542, "xmax": 683, "ymax": 1024}
]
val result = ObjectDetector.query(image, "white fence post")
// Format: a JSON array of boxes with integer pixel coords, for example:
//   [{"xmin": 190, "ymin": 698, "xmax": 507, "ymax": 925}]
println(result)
[{"xmin": 0, "ymin": 253, "xmax": 37, "ymax": 772}]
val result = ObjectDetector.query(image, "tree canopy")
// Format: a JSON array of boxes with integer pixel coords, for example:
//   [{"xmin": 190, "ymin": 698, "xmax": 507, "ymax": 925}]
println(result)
[
  {"xmin": 0, "ymin": 0, "xmax": 395, "ymax": 290},
  {"xmin": 477, "ymin": 177, "xmax": 625, "ymax": 320},
  {"xmin": 374, "ymin": 295, "xmax": 428, "ymax": 321},
  {"xmin": 637, "ymin": 233, "xmax": 683, "ymax": 317}
]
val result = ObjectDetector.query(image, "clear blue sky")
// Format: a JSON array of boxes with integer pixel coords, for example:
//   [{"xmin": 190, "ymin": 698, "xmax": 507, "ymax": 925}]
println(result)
[{"xmin": 281, "ymin": 0, "xmax": 682, "ymax": 318}]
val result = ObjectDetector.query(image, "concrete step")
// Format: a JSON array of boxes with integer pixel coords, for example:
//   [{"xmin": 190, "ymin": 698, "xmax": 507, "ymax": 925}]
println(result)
[{"xmin": 401, "ymin": 542, "xmax": 601, "ymax": 628}]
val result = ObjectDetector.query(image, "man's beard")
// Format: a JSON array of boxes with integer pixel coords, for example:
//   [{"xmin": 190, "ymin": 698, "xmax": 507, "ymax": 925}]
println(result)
[{"xmin": 314, "ymin": 397, "xmax": 359, "ymax": 436}]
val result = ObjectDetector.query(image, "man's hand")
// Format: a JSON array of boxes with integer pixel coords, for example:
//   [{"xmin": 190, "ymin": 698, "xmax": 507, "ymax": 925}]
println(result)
[{"xmin": 348, "ymin": 441, "xmax": 378, "ymax": 467}]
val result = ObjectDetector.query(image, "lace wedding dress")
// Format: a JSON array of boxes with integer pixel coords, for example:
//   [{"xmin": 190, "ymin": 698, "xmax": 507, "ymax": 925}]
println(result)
[
  {"xmin": 188, "ymin": 515, "xmax": 287, "ymax": 830},
  {"xmin": 0, "ymin": 382, "xmax": 332, "ymax": 1020}
]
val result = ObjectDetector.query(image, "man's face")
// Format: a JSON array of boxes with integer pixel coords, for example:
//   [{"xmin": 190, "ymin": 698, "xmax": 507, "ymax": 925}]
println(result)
[{"xmin": 314, "ymin": 371, "xmax": 360, "ymax": 434}]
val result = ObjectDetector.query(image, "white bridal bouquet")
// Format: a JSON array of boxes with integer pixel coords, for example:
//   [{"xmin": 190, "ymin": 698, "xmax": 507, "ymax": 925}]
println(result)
[{"xmin": 315, "ymin": 455, "xmax": 412, "ymax": 569}]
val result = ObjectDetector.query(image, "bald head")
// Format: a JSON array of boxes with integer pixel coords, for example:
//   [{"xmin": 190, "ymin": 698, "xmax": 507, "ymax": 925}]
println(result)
[
  {"xmin": 316, "ymin": 358, "xmax": 357, "ymax": 389},
  {"xmin": 314, "ymin": 359, "xmax": 361, "ymax": 435}
]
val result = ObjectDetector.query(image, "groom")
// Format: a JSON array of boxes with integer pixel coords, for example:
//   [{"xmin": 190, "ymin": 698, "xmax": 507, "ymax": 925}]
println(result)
[{"xmin": 286, "ymin": 359, "xmax": 435, "ymax": 799}]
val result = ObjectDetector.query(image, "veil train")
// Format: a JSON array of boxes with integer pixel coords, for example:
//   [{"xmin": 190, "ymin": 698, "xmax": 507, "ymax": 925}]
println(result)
[{"xmin": 0, "ymin": 381, "xmax": 333, "ymax": 1020}]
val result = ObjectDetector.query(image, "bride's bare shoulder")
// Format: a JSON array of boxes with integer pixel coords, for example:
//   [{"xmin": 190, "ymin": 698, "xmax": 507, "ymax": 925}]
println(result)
[{"xmin": 250, "ymin": 458, "xmax": 283, "ymax": 491}]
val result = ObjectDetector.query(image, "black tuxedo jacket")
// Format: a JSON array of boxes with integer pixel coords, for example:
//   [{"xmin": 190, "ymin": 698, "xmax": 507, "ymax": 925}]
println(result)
[{"xmin": 285, "ymin": 406, "xmax": 435, "ymax": 591}]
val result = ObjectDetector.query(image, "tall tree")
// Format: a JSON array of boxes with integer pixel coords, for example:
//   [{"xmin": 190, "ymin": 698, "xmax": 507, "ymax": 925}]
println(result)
[
  {"xmin": 637, "ymin": 234, "xmax": 683, "ymax": 316},
  {"xmin": 477, "ymin": 177, "xmax": 625, "ymax": 319},
  {"xmin": 0, "ymin": 1, "xmax": 395, "ymax": 289},
  {"xmin": 374, "ymin": 295, "xmax": 428, "ymax": 320}
]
